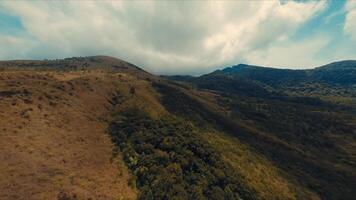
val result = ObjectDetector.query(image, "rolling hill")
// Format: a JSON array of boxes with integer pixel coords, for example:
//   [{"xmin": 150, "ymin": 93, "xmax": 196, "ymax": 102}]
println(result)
[{"xmin": 0, "ymin": 56, "xmax": 355, "ymax": 200}]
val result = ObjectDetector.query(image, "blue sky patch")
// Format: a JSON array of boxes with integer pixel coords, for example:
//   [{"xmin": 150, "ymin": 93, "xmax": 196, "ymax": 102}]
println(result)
[{"xmin": 0, "ymin": 10, "xmax": 25, "ymax": 36}]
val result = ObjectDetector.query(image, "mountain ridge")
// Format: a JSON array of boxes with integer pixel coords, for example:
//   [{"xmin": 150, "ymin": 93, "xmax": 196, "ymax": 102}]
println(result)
[
  {"xmin": 0, "ymin": 55, "xmax": 151, "ymax": 76},
  {"xmin": 216, "ymin": 59, "xmax": 356, "ymax": 73}
]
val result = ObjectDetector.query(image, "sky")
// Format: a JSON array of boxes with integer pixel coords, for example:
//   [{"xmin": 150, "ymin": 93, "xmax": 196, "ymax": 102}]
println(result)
[{"xmin": 0, "ymin": 0, "xmax": 355, "ymax": 75}]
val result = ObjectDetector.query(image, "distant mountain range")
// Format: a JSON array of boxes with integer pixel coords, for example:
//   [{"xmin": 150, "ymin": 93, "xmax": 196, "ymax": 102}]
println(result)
[
  {"xmin": 166, "ymin": 60, "xmax": 356, "ymax": 103},
  {"xmin": 169, "ymin": 60, "xmax": 356, "ymax": 86},
  {"xmin": 216, "ymin": 60, "xmax": 356, "ymax": 86}
]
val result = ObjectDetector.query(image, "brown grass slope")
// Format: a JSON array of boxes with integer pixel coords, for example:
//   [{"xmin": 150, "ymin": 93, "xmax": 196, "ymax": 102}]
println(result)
[{"xmin": 0, "ymin": 67, "xmax": 143, "ymax": 199}]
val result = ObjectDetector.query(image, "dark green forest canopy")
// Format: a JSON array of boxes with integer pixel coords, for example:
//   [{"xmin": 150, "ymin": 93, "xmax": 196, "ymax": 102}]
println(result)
[{"xmin": 108, "ymin": 109, "xmax": 257, "ymax": 200}]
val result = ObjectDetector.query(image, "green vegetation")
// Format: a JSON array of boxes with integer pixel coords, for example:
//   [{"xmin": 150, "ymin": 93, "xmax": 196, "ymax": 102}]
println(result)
[
  {"xmin": 200, "ymin": 131, "xmax": 320, "ymax": 200},
  {"xmin": 108, "ymin": 108, "xmax": 256, "ymax": 200},
  {"xmin": 153, "ymin": 81, "xmax": 356, "ymax": 200}
]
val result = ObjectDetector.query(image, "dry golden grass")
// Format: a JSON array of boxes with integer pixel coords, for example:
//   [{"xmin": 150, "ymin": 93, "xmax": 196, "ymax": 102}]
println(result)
[
  {"xmin": 112, "ymin": 73, "xmax": 167, "ymax": 119},
  {"xmin": 0, "ymin": 70, "xmax": 137, "ymax": 200},
  {"xmin": 201, "ymin": 130, "xmax": 320, "ymax": 200}
]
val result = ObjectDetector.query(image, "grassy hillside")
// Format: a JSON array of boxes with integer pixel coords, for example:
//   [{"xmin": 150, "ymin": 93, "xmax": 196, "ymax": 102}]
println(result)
[
  {"xmin": 200, "ymin": 131, "xmax": 320, "ymax": 200},
  {"xmin": 162, "ymin": 62, "xmax": 356, "ymax": 200},
  {"xmin": 0, "ymin": 56, "xmax": 355, "ymax": 200},
  {"xmin": 0, "ymin": 69, "xmax": 138, "ymax": 199}
]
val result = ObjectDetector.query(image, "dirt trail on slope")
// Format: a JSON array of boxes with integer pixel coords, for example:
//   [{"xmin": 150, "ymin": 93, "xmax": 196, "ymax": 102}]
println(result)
[{"xmin": 0, "ymin": 70, "xmax": 136, "ymax": 200}]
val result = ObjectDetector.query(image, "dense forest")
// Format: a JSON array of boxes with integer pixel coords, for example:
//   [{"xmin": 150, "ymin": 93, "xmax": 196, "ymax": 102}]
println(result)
[{"xmin": 108, "ymin": 108, "xmax": 256, "ymax": 200}]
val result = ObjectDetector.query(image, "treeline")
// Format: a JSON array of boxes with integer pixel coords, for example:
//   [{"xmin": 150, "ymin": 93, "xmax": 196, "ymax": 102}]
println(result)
[{"xmin": 108, "ymin": 109, "xmax": 256, "ymax": 200}]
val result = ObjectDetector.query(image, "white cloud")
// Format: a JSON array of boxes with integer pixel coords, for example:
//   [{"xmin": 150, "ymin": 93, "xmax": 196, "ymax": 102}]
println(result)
[
  {"xmin": 0, "ymin": 34, "xmax": 36, "ymax": 59},
  {"xmin": 0, "ymin": 0, "xmax": 326, "ymax": 74},
  {"xmin": 245, "ymin": 35, "xmax": 330, "ymax": 69},
  {"xmin": 344, "ymin": 1, "xmax": 356, "ymax": 41}
]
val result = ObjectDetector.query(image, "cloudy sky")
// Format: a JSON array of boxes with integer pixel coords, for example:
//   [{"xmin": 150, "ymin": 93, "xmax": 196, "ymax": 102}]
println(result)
[{"xmin": 0, "ymin": 0, "xmax": 355, "ymax": 75}]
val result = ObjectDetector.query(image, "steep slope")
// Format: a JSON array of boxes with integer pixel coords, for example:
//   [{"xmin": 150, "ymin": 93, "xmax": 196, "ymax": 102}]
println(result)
[
  {"xmin": 107, "ymin": 81, "xmax": 321, "ymax": 200},
  {"xmin": 153, "ymin": 81, "xmax": 356, "ymax": 200},
  {"xmin": 162, "ymin": 61, "xmax": 356, "ymax": 200}
]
